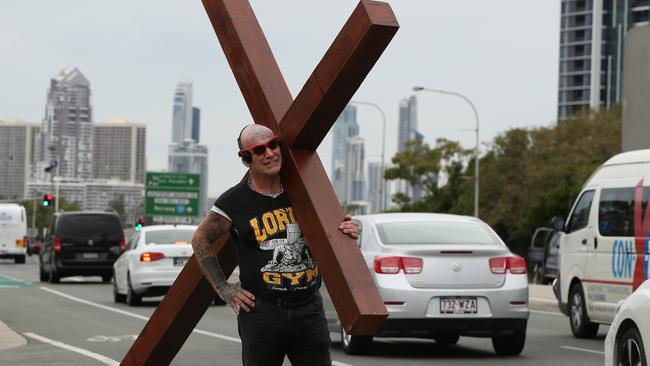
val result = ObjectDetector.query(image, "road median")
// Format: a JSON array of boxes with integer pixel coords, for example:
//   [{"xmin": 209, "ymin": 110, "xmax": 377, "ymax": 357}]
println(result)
[{"xmin": 0, "ymin": 319, "xmax": 26, "ymax": 351}]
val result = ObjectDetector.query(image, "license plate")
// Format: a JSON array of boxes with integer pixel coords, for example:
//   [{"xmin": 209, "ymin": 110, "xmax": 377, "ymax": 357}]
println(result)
[
  {"xmin": 173, "ymin": 257, "xmax": 189, "ymax": 267},
  {"xmin": 82, "ymin": 252, "xmax": 98, "ymax": 259},
  {"xmin": 440, "ymin": 297, "xmax": 478, "ymax": 314}
]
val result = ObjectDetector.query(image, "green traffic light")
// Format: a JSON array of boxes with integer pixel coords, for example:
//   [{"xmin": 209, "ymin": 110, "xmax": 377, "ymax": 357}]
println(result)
[{"xmin": 42, "ymin": 201, "xmax": 49, "ymax": 207}]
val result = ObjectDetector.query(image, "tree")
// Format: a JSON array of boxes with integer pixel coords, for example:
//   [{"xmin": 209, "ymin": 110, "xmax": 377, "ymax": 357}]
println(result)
[
  {"xmin": 20, "ymin": 196, "xmax": 81, "ymax": 236},
  {"xmin": 385, "ymin": 138, "xmax": 471, "ymax": 212}
]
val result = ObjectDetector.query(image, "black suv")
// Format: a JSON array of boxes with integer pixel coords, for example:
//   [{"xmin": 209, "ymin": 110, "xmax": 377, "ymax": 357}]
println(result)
[{"xmin": 40, "ymin": 211, "xmax": 125, "ymax": 283}]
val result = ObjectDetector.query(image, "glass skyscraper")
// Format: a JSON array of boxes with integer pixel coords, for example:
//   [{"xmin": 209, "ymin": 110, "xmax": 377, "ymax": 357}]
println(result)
[{"xmin": 558, "ymin": 0, "xmax": 650, "ymax": 119}]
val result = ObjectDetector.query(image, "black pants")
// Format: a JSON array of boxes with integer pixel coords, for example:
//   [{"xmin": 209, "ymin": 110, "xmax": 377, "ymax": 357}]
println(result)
[{"xmin": 237, "ymin": 293, "xmax": 331, "ymax": 366}]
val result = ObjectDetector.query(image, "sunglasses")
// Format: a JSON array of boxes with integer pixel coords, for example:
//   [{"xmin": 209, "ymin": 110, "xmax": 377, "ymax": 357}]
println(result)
[{"xmin": 239, "ymin": 136, "xmax": 280, "ymax": 156}]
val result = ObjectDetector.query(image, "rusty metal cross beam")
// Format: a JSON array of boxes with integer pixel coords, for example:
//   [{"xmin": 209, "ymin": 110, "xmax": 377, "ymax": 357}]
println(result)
[{"xmin": 122, "ymin": 1, "xmax": 398, "ymax": 364}]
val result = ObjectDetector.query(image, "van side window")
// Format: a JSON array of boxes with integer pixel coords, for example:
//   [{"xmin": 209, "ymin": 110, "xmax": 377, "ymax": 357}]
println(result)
[
  {"xmin": 566, "ymin": 190, "xmax": 595, "ymax": 233},
  {"xmin": 599, "ymin": 187, "xmax": 650, "ymax": 237}
]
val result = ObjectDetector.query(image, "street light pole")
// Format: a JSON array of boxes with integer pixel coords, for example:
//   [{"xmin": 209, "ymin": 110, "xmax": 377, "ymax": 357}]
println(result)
[
  {"xmin": 351, "ymin": 101, "xmax": 386, "ymax": 212},
  {"xmin": 413, "ymin": 86, "xmax": 480, "ymax": 218}
]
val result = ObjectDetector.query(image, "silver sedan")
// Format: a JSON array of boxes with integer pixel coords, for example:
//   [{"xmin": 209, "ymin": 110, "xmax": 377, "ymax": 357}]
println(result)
[{"xmin": 325, "ymin": 212, "xmax": 529, "ymax": 355}]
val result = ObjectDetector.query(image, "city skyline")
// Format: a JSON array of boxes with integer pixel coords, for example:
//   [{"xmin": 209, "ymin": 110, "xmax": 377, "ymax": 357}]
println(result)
[{"xmin": 0, "ymin": 1, "xmax": 561, "ymax": 197}]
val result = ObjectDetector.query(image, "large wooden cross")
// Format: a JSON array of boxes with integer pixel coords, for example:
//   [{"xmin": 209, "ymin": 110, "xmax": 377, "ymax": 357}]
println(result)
[{"xmin": 121, "ymin": 1, "xmax": 398, "ymax": 364}]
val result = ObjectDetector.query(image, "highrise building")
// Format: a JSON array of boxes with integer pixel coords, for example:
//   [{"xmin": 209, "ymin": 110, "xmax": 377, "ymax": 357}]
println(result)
[
  {"xmin": 558, "ymin": 0, "xmax": 650, "ymax": 120},
  {"xmin": 398, "ymin": 95, "xmax": 418, "ymax": 153},
  {"xmin": 192, "ymin": 107, "xmax": 201, "ymax": 143},
  {"xmin": 93, "ymin": 119, "xmax": 146, "ymax": 183},
  {"xmin": 622, "ymin": 25, "xmax": 650, "ymax": 151},
  {"xmin": 367, "ymin": 161, "xmax": 387, "ymax": 213},
  {"xmin": 41, "ymin": 67, "xmax": 93, "ymax": 179},
  {"xmin": 168, "ymin": 140, "xmax": 209, "ymax": 218},
  {"xmin": 345, "ymin": 136, "xmax": 366, "ymax": 205},
  {"xmin": 331, "ymin": 105, "xmax": 359, "ymax": 205},
  {"xmin": 172, "ymin": 80, "xmax": 193, "ymax": 144},
  {"xmin": 0, "ymin": 119, "xmax": 38, "ymax": 199},
  {"xmin": 397, "ymin": 96, "xmax": 424, "ymax": 202}
]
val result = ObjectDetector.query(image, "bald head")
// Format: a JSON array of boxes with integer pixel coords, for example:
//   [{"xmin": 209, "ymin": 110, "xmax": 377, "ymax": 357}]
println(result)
[{"xmin": 238, "ymin": 124, "xmax": 275, "ymax": 149}]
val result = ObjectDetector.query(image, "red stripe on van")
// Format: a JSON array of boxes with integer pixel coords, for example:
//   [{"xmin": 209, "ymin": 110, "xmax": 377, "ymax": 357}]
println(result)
[{"xmin": 582, "ymin": 279, "xmax": 633, "ymax": 286}]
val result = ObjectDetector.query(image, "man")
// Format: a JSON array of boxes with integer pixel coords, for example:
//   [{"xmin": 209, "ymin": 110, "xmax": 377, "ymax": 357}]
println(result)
[{"xmin": 192, "ymin": 124, "xmax": 360, "ymax": 366}]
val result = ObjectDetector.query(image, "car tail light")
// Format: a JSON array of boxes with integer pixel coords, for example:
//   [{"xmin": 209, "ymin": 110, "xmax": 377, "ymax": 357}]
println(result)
[
  {"xmin": 119, "ymin": 237, "xmax": 126, "ymax": 251},
  {"xmin": 489, "ymin": 256, "xmax": 527, "ymax": 275},
  {"xmin": 508, "ymin": 256, "xmax": 527, "ymax": 274},
  {"xmin": 16, "ymin": 238, "xmax": 25, "ymax": 248},
  {"xmin": 374, "ymin": 256, "xmax": 423, "ymax": 274},
  {"xmin": 401, "ymin": 257, "xmax": 423, "ymax": 274},
  {"xmin": 140, "ymin": 252, "xmax": 165, "ymax": 262},
  {"xmin": 53, "ymin": 236, "xmax": 62, "ymax": 253}
]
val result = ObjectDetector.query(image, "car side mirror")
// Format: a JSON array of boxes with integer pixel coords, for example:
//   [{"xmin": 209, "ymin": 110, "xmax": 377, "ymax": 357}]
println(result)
[{"xmin": 551, "ymin": 216, "xmax": 565, "ymax": 232}]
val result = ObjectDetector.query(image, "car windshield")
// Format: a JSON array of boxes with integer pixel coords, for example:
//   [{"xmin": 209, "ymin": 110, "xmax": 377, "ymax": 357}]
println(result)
[
  {"xmin": 376, "ymin": 221, "xmax": 497, "ymax": 245},
  {"xmin": 145, "ymin": 229, "xmax": 195, "ymax": 245},
  {"xmin": 58, "ymin": 215, "xmax": 122, "ymax": 238}
]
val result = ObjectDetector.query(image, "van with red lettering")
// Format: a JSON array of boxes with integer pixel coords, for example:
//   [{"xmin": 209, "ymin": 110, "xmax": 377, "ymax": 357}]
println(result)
[{"xmin": 554, "ymin": 149, "xmax": 650, "ymax": 338}]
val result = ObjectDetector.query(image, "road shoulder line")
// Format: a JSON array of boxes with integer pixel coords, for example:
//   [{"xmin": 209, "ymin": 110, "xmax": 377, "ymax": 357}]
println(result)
[
  {"xmin": 23, "ymin": 332, "xmax": 119, "ymax": 366},
  {"xmin": 560, "ymin": 345, "xmax": 605, "ymax": 355}
]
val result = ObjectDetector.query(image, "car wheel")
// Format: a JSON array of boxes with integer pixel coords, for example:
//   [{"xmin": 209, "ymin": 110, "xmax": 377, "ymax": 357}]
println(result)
[
  {"xmin": 569, "ymin": 283, "xmax": 599, "ymax": 338},
  {"xmin": 126, "ymin": 273, "xmax": 141, "ymax": 306},
  {"xmin": 532, "ymin": 264, "xmax": 545, "ymax": 284},
  {"xmin": 340, "ymin": 324, "xmax": 372, "ymax": 355},
  {"xmin": 48, "ymin": 269, "xmax": 60, "ymax": 284},
  {"xmin": 113, "ymin": 272, "xmax": 126, "ymax": 303},
  {"xmin": 14, "ymin": 255, "xmax": 26, "ymax": 264},
  {"xmin": 492, "ymin": 329, "xmax": 526, "ymax": 356},
  {"xmin": 616, "ymin": 327, "xmax": 647, "ymax": 366},
  {"xmin": 435, "ymin": 334, "xmax": 460, "ymax": 345}
]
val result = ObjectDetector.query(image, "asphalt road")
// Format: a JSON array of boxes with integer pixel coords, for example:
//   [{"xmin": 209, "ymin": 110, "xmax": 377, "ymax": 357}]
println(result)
[{"xmin": 0, "ymin": 257, "xmax": 608, "ymax": 366}]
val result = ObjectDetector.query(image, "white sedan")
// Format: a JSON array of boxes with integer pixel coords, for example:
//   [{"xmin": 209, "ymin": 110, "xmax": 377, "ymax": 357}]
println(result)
[
  {"xmin": 113, "ymin": 225, "xmax": 196, "ymax": 306},
  {"xmin": 605, "ymin": 279, "xmax": 650, "ymax": 366}
]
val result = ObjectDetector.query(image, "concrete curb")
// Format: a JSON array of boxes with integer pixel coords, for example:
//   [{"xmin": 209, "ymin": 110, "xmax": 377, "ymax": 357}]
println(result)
[
  {"xmin": 529, "ymin": 284, "xmax": 563, "ymax": 314},
  {"xmin": 0, "ymin": 320, "xmax": 26, "ymax": 351}
]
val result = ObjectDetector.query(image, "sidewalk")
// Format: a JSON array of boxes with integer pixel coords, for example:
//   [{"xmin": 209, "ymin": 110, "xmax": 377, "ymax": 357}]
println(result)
[{"xmin": 0, "ymin": 320, "xmax": 26, "ymax": 351}]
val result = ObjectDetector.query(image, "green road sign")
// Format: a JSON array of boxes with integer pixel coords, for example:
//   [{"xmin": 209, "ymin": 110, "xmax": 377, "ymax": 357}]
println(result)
[{"xmin": 145, "ymin": 172, "xmax": 200, "ymax": 218}]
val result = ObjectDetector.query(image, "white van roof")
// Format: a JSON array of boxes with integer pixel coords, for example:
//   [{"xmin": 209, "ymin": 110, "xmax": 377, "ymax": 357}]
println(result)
[{"xmin": 603, "ymin": 149, "xmax": 650, "ymax": 166}]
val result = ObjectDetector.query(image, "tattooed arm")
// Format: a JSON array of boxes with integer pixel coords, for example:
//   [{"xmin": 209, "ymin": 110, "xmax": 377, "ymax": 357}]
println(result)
[{"xmin": 192, "ymin": 211, "xmax": 255, "ymax": 314}]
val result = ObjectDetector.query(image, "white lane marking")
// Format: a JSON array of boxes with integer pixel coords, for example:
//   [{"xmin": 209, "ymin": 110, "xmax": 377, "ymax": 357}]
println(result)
[
  {"xmin": 40, "ymin": 287, "xmax": 240, "ymax": 342},
  {"xmin": 560, "ymin": 345, "xmax": 604, "ymax": 355},
  {"xmin": 40, "ymin": 286, "xmax": 354, "ymax": 365},
  {"xmin": 332, "ymin": 361, "xmax": 354, "ymax": 366},
  {"xmin": 0, "ymin": 285, "xmax": 22, "ymax": 288},
  {"xmin": 530, "ymin": 310, "xmax": 563, "ymax": 317},
  {"xmin": 23, "ymin": 332, "xmax": 119, "ymax": 366}
]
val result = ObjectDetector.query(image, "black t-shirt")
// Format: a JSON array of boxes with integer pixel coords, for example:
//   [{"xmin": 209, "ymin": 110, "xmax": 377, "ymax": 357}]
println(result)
[{"xmin": 213, "ymin": 181, "xmax": 321, "ymax": 300}]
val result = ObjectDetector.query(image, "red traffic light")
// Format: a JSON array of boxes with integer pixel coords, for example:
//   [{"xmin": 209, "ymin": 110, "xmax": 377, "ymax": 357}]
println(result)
[{"xmin": 138, "ymin": 218, "xmax": 145, "ymax": 225}]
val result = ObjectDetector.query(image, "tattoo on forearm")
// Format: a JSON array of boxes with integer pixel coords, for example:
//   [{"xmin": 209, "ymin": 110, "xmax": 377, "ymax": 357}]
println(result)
[{"xmin": 192, "ymin": 212, "xmax": 242, "ymax": 302}]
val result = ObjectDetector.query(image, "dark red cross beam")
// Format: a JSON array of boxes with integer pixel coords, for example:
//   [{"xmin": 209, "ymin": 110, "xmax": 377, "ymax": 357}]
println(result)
[{"xmin": 121, "ymin": 1, "xmax": 398, "ymax": 364}]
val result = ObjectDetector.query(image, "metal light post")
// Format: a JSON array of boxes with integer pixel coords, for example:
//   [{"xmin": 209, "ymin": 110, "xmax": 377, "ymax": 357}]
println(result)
[
  {"xmin": 351, "ymin": 101, "xmax": 386, "ymax": 212},
  {"xmin": 413, "ymin": 86, "xmax": 480, "ymax": 218}
]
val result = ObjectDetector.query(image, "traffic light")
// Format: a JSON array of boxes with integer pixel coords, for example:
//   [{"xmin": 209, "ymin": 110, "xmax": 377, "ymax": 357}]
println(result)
[
  {"xmin": 42, "ymin": 194, "xmax": 53, "ymax": 207},
  {"xmin": 134, "ymin": 217, "xmax": 145, "ymax": 231}
]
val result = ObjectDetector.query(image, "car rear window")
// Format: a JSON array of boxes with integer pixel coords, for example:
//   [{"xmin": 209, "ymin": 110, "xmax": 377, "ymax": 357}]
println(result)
[
  {"xmin": 145, "ymin": 229, "xmax": 195, "ymax": 245},
  {"xmin": 376, "ymin": 221, "xmax": 497, "ymax": 245},
  {"xmin": 58, "ymin": 215, "xmax": 123, "ymax": 238}
]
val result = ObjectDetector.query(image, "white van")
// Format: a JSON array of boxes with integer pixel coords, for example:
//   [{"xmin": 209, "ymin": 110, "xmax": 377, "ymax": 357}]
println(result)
[
  {"xmin": 0, "ymin": 204, "xmax": 28, "ymax": 264},
  {"xmin": 555, "ymin": 149, "xmax": 650, "ymax": 338}
]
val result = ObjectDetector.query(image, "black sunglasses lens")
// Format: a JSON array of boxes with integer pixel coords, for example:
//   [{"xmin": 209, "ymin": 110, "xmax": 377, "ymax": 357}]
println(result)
[
  {"xmin": 268, "ymin": 139, "xmax": 279, "ymax": 149},
  {"xmin": 252, "ymin": 146, "xmax": 266, "ymax": 155}
]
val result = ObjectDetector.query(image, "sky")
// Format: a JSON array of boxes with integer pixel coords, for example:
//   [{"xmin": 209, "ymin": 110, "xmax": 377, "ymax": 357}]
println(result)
[{"xmin": 0, "ymin": 0, "xmax": 560, "ymax": 198}]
